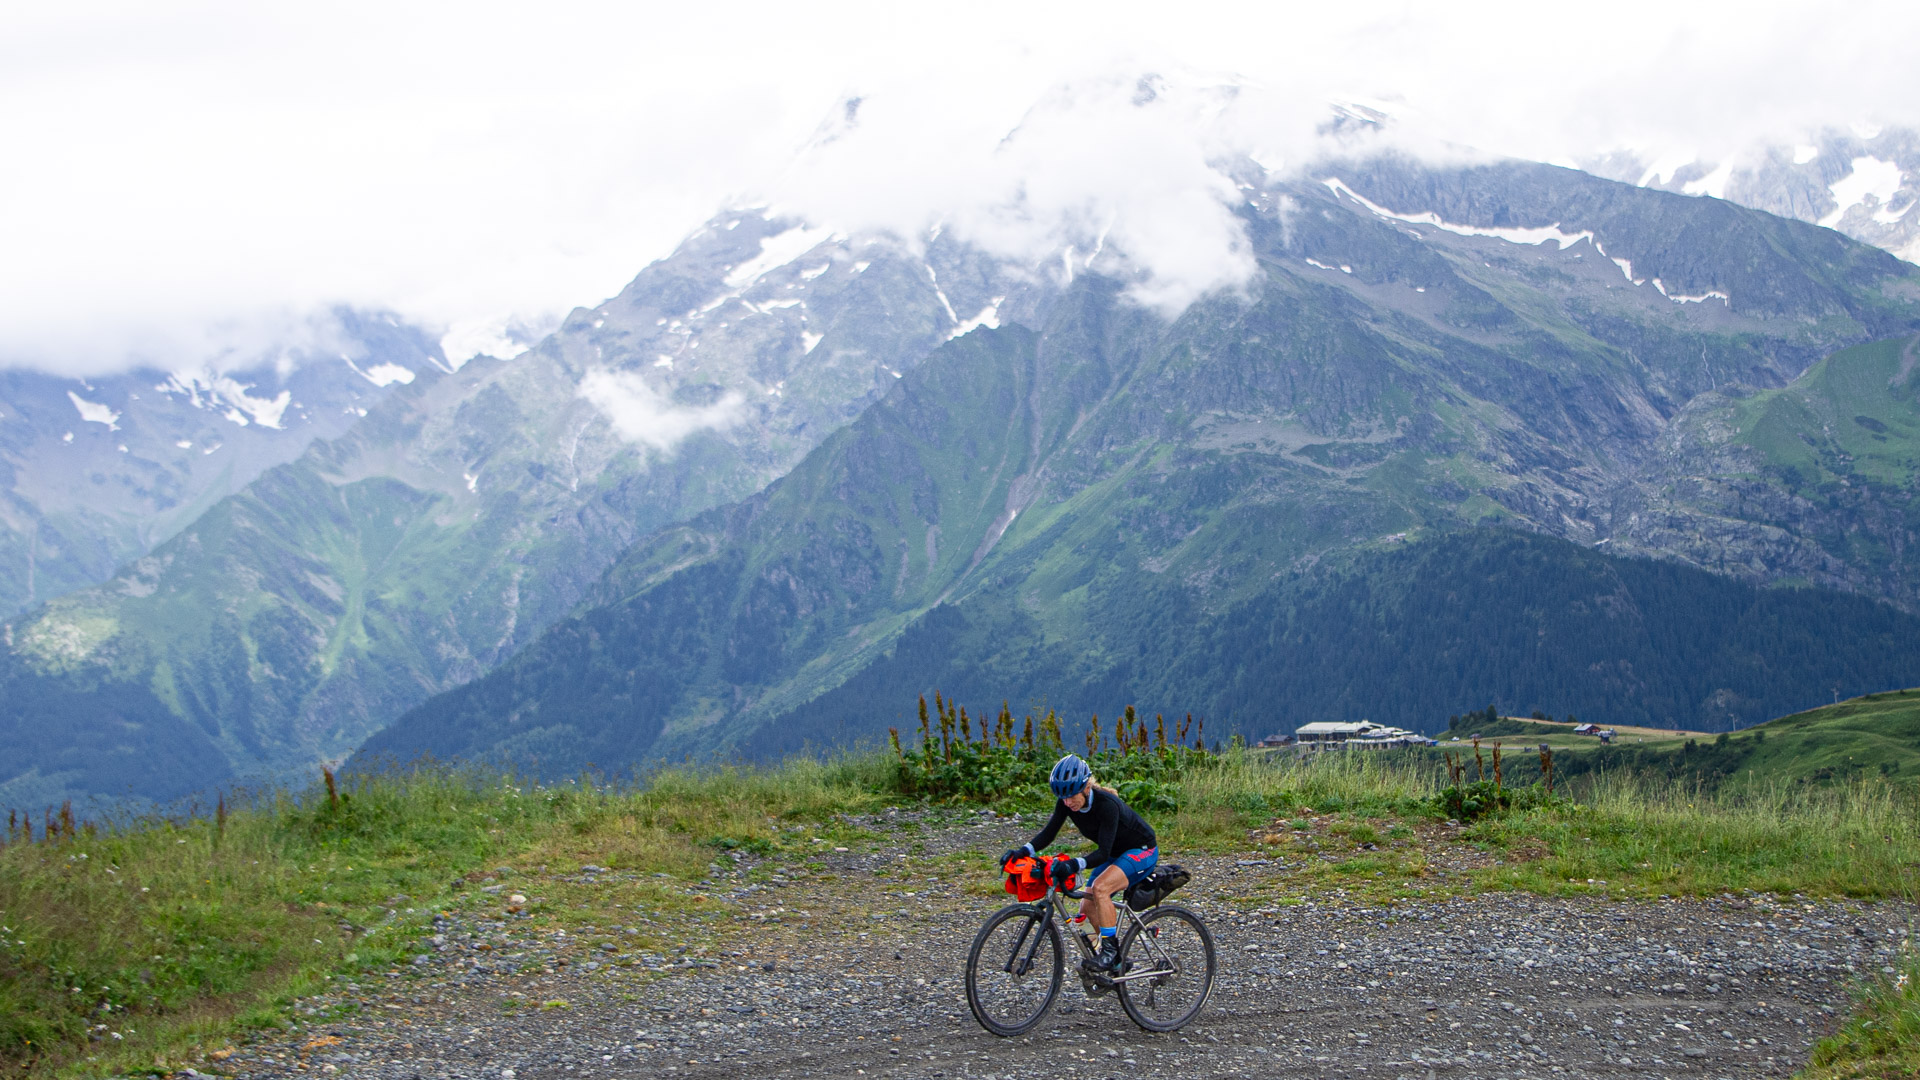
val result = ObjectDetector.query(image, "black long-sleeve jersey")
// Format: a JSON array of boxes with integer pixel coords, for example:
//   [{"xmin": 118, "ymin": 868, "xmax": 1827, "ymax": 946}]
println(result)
[{"xmin": 1023, "ymin": 786, "xmax": 1157, "ymax": 867}]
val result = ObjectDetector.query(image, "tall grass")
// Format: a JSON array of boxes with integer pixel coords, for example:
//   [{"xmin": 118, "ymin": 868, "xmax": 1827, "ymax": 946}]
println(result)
[
  {"xmin": 514, "ymin": 756, "xmax": 892, "ymax": 872},
  {"xmin": 1161, "ymin": 749, "xmax": 1439, "ymax": 848},
  {"xmin": 1479, "ymin": 770, "xmax": 1920, "ymax": 898},
  {"xmin": 1143, "ymin": 749, "xmax": 1920, "ymax": 899}
]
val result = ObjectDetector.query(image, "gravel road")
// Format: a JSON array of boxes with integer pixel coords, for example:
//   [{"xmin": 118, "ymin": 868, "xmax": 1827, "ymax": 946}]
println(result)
[{"xmin": 204, "ymin": 811, "xmax": 1910, "ymax": 1080}]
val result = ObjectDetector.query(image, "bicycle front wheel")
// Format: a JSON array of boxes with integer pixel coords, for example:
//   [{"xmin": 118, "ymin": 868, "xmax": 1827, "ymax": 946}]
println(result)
[
  {"xmin": 1116, "ymin": 904, "xmax": 1216, "ymax": 1032},
  {"xmin": 965, "ymin": 904, "xmax": 1063, "ymax": 1037}
]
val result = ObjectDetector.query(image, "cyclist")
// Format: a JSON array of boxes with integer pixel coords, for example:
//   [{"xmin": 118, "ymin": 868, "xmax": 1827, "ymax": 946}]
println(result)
[{"xmin": 1000, "ymin": 754, "xmax": 1159, "ymax": 975}]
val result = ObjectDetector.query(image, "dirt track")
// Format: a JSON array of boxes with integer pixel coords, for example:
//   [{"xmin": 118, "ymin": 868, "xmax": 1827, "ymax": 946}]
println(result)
[{"xmin": 205, "ymin": 812, "xmax": 1908, "ymax": 1080}]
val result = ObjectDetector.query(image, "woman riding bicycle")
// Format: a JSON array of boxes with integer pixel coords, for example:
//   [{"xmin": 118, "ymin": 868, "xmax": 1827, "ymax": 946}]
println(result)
[{"xmin": 1001, "ymin": 754, "xmax": 1158, "ymax": 975}]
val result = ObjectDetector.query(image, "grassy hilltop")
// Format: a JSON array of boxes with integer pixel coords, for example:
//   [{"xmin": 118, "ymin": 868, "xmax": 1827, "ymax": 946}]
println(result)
[{"xmin": 1436, "ymin": 688, "xmax": 1920, "ymax": 791}]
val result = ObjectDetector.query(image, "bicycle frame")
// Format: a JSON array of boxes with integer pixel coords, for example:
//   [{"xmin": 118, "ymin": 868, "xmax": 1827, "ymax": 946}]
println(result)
[
  {"xmin": 995, "ymin": 880, "xmax": 1181, "ymax": 987},
  {"xmin": 970, "ymin": 864, "xmax": 1213, "ymax": 1037}
]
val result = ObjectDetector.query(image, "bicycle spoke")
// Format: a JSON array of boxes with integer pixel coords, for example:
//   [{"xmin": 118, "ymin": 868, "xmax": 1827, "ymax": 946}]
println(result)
[
  {"xmin": 966, "ymin": 906, "xmax": 1062, "ymax": 1037},
  {"xmin": 1116, "ymin": 906, "xmax": 1215, "ymax": 1032}
]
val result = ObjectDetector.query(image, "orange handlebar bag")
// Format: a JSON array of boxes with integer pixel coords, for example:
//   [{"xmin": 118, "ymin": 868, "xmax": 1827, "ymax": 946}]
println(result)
[{"xmin": 1002, "ymin": 855, "xmax": 1075, "ymax": 901}]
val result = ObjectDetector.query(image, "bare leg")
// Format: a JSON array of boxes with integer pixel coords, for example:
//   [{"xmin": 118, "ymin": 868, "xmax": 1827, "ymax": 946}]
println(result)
[{"xmin": 1086, "ymin": 864, "xmax": 1129, "ymax": 932}]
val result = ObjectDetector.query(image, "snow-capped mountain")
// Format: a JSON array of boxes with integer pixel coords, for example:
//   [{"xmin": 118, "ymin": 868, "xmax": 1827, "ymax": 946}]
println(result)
[
  {"xmin": 0, "ymin": 211, "xmax": 1061, "ymax": 809},
  {"xmin": 10, "ymin": 79, "xmax": 1920, "ymax": 810},
  {"xmin": 1585, "ymin": 125, "xmax": 1920, "ymax": 265},
  {"xmin": 0, "ymin": 310, "xmax": 441, "ymax": 616}
]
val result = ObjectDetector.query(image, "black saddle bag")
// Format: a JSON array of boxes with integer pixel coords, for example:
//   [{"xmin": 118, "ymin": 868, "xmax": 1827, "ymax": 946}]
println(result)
[{"xmin": 1124, "ymin": 863, "xmax": 1191, "ymax": 909}]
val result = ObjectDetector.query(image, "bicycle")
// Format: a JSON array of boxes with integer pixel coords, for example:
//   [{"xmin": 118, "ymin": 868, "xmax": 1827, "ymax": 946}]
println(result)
[{"xmin": 964, "ymin": 855, "xmax": 1216, "ymax": 1036}]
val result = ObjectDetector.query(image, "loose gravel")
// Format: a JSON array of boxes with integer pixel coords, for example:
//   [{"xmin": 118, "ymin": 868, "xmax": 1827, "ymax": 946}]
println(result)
[{"xmin": 201, "ymin": 812, "xmax": 1911, "ymax": 1080}]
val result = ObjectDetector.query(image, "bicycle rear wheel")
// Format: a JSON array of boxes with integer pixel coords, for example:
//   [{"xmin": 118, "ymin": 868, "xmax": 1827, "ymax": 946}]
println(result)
[
  {"xmin": 1116, "ymin": 904, "xmax": 1216, "ymax": 1032},
  {"xmin": 965, "ymin": 904, "xmax": 1063, "ymax": 1037}
]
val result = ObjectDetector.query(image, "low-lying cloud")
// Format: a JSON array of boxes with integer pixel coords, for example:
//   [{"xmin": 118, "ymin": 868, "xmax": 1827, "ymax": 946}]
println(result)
[
  {"xmin": 577, "ymin": 368, "xmax": 744, "ymax": 452},
  {"xmin": 765, "ymin": 74, "xmax": 1397, "ymax": 320},
  {"xmin": 775, "ymin": 76, "xmax": 1259, "ymax": 317}
]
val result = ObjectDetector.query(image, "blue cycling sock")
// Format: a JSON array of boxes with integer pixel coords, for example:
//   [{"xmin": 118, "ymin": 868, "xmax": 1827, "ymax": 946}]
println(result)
[{"xmin": 1099, "ymin": 926, "xmax": 1117, "ymax": 939}]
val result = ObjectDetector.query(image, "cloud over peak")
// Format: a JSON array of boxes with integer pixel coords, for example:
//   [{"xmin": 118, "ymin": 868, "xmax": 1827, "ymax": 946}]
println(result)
[{"xmin": 5, "ymin": 1, "xmax": 1918, "ymax": 375}]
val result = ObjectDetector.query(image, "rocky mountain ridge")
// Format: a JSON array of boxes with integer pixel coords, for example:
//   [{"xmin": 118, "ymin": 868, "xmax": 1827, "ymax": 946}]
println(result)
[
  {"xmin": 354, "ymin": 157, "xmax": 1920, "ymax": 775},
  {"xmin": 11, "ymin": 143, "xmax": 1920, "ymax": 807},
  {"xmin": 1587, "ymin": 124, "xmax": 1920, "ymax": 265},
  {"xmin": 0, "ymin": 211, "xmax": 1062, "ymax": 809}
]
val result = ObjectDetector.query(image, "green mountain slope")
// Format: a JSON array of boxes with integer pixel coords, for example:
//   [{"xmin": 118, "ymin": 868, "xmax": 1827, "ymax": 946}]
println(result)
[
  {"xmin": 1618, "ymin": 334, "xmax": 1920, "ymax": 606},
  {"xmin": 763, "ymin": 529, "xmax": 1920, "ymax": 752},
  {"xmin": 0, "ymin": 214, "xmax": 1036, "ymax": 808},
  {"xmin": 357, "ymin": 160, "xmax": 1920, "ymax": 777}
]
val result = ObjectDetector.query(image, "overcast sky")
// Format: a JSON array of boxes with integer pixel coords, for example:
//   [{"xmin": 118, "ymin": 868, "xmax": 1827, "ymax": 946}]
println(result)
[{"xmin": 4, "ymin": 0, "xmax": 1917, "ymax": 375}]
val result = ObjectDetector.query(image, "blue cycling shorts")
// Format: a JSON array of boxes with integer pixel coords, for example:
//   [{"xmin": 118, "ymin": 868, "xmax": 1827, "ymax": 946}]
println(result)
[{"xmin": 1087, "ymin": 846, "xmax": 1158, "ymax": 887}]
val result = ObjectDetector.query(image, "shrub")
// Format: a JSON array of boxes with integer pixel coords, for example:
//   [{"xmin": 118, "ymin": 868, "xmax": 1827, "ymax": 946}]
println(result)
[
  {"xmin": 1115, "ymin": 778, "xmax": 1185, "ymax": 813},
  {"xmin": 887, "ymin": 695, "xmax": 1206, "ymax": 807},
  {"xmin": 1436, "ymin": 778, "xmax": 1513, "ymax": 821}
]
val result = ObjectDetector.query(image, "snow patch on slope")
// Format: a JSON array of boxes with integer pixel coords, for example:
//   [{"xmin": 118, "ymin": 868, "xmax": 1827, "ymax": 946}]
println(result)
[
  {"xmin": 156, "ymin": 371, "xmax": 293, "ymax": 429},
  {"xmin": 1324, "ymin": 178, "xmax": 1729, "ymax": 303},
  {"xmin": 342, "ymin": 354, "xmax": 416, "ymax": 387},
  {"xmin": 1820, "ymin": 157, "xmax": 1909, "ymax": 227},
  {"xmin": 925, "ymin": 265, "xmax": 960, "ymax": 325},
  {"xmin": 1652, "ymin": 279, "xmax": 1730, "ymax": 304},
  {"xmin": 724, "ymin": 225, "xmax": 838, "ymax": 289},
  {"xmin": 441, "ymin": 318, "xmax": 532, "ymax": 368},
  {"xmin": 67, "ymin": 391, "xmax": 120, "ymax": 430},
  {"xmin": 946, "ymin": 297, "xmax": 1004, "ymax": 341},
  {"xmin": 1682, "ymin": 162, "xmax": 1732, "ymax": 199},
  {"xmin": 1323, "ymin": 178, "xmax": 1596, "ymax": 250},
  {"xmin": 362, "ymin": 362, "xmax": 415, "ymax": 386},
  {"xmin": 1637, "ymin": 151, "xmax": 1697, "ymax": 188}
]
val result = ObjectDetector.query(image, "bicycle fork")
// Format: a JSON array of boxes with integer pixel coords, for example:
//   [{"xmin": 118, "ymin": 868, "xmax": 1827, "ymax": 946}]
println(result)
[{"xmin": 1002, "ymin": 905, "xmax": 1051, "ymax": 977}]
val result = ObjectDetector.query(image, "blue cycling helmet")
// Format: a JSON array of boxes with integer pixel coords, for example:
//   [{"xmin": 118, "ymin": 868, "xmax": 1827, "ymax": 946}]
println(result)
[{"xmin": 1049, "ymin": 754, "xmax": 1092, "ymax": 800}]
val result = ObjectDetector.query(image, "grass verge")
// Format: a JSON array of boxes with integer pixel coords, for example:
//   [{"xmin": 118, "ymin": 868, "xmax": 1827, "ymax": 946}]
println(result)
[
  {"xmin": 1803, "ymin": 947, "xmax": 1920, "ymax": 1079},
  {"xmin": 0, "ymin": 759, "xmax": 885, "ymax": 1078}
]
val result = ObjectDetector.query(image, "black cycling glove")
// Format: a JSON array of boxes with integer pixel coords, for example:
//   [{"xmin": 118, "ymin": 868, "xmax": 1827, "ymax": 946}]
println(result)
[
  {"xmin": 1050, "ymin": 858, "xmax": 1078, "ymax": 890},
  {"xmin": 999, "ymin": 848, "xmax": 1023, "ymax": 870}
]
